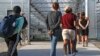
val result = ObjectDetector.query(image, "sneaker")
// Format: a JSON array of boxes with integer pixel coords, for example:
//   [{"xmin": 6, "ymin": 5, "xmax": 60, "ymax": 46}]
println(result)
[
  {"xmin": 69, "ymin": 51, "xmax": 71, "ymax": 54},
  {"xmin": 64, "ymin": 55, "xmax": 67, "ymax": 56},
  {"xmin": 71, "ymin": 53, "xmax": 76, "ymax": 56},
  {"xmin": 75, "ymin": 50, "xmax": 78, "ymax": 53},
  {"xmin": 83, "ymin": 44, "xmax": 85, "ymax": 47}
]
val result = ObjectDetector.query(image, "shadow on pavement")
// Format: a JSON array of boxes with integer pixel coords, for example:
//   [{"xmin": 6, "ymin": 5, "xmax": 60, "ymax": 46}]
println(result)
[
  {"xmin": 18, "ymin": 49, "xmax": 63, "ymax": 56},
  {"xmin": 18, "ymin": 48, "xmax": 100, "ymax": 56}
]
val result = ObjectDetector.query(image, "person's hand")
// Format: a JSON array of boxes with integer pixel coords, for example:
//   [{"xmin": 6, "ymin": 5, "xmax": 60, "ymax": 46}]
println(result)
[
  {"xmin": 48, "ymin": 30, "xmax": 53, "ymax": 36},
  {"xmin": 60, "ymin": 24, "xmax": 62, "ymax": 28},
  {"xmin": 76, "ymin": 26, "xmax": 79, "ymax": 29},
  {"xmin": 82, "ymin": 27, "xmax": 86, "ymax": 30}
]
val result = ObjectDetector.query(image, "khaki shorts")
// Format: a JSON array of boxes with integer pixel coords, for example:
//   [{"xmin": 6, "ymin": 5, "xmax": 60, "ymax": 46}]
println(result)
[{"xmin": 62, "ymin": 29, "xmax": 75, "ymax": 40}]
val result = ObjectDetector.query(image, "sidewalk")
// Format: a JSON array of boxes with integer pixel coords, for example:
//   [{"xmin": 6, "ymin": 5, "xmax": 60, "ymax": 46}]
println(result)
[{"xmin": 18, "ymin": 42, "xmax": 100, "ymax": 56}]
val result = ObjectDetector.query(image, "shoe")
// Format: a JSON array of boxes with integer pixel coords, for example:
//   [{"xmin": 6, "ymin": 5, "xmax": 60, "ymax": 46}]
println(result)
[
  {"xmin": 75, "ymin": 50, "xmax": 78, "ymax": 53},
  {"xmin": 64, "ymin": 55, "xmax": 67, "ymax": 56},
  {"xmin": 72, "ymin": 53, "xmax": 76, "ymax": 56},
  {"xmin": 69, "ymin": 51, "xmax": 71, "ymax": 54},
  {"xmin": 83, "ymin": 44, "xmax": 85, "ymax": 47},
  {"xmin": 85, "ymin": 42, "xmax": 88, "ymax": 47}
]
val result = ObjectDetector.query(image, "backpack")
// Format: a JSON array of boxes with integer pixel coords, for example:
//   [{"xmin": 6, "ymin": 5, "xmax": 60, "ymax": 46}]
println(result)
[
  {"xmin": 0, "ymin": 15, "xmax": 21, "ymax": 38},
  {"xmin": 22, "ymin": 17, "xmax": 28, "ymax": 29}
]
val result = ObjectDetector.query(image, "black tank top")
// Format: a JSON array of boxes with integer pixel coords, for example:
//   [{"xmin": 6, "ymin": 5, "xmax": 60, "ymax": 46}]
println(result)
[{"xmin": 80, "ymin": 18, "xmax": 87, "ymax": 27}]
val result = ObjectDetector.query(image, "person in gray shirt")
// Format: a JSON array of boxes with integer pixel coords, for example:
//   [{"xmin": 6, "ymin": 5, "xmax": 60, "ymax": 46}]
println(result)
[{"xmin": 46, "ymin": 2, "xmax": 62, "ymax": 56}]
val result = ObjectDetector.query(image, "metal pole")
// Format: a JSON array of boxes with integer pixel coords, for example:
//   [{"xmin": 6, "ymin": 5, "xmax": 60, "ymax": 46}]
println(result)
[
  {"xmin": 28, "ymin": 0, "xmax": 31, "ymax": 44},
  {"xmin": 85, "ymin": 0, "xmax": 88, "ymax": 17}
]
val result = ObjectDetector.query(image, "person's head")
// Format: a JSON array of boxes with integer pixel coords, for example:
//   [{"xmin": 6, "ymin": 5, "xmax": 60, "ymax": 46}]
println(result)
[
  {"xmin": 13, "ymin": 6, "xmax": 21, "ymax": 14},
  {"xmin": 52, "ymin": 2, "xmax": 59, "ymax": 10},
  {"xmin": 80, "ymin": 12, "xmax": 85, "ymax": 19},
  {"xmin": 77, "ymin": 12, "xmax": 80, "ymax": 17},
  {"xmin": 64, "ymin": 6, "xmax": 72, "ymax": 13}
]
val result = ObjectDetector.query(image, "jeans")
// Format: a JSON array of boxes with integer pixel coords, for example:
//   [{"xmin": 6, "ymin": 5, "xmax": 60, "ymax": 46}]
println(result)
[{"xmin": 50, "ymin": 30, "xmax": 60, "ymax": 56}]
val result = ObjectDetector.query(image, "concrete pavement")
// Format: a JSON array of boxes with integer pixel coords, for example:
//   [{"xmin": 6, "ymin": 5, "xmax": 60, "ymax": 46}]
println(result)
[{"xmin": 18, "ymin": 42, "xmax": 100, "ymax": 56}]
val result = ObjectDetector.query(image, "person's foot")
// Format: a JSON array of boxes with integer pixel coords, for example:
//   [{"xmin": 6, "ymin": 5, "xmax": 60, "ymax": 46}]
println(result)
[
  {"xmin": 75, "ymin": 50, "xmax": 78, "ymax": 53},
  {"xmin": 83, "ymin": 44, "xmax": 85, "ymax": 47},
  {"xmin": 69, "ymin": 51, "xmax": 71, "ymax": 54},
  {"xmin": 64, "ymin": 55, "xmax": 67, "ymax": 56},
  {"xmin": 85, "ymin": 42, "xmax": 88, "ymax": 47},
  {"xmin": 72, "ymin": 52, "xmax": 76, "ymax": 56}
]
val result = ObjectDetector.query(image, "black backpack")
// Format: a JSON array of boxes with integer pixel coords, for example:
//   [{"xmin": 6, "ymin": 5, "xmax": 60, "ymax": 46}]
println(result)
[
  {"xmin": 0, "ymin": 15, "xmax": 19, "ymax": 38},
  {"xmin": 22, "ymin": 17, "xmax": 28, "ymax": 29}
]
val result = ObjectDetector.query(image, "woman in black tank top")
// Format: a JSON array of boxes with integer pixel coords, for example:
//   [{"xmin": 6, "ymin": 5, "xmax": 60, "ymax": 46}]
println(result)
[{"xmin": 79, "ymin": 12, "xmax": 89, "ymax": 47}]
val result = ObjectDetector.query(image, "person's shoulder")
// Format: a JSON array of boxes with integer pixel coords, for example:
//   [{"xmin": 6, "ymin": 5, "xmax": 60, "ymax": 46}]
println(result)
[
  {"xmin": 57, "ymin": 11, "xmax": 61, "ymax": 13},
  {"xmin": 62, "ymin": 13, "xmax": 66, "ymax": 18},
  {"xmin": 47, "ymin": 11, "xmax": 52, "ymax": 16},
  {"xmin": 16, "ymin": 16, "xmax": 24, "ymax": 21}
]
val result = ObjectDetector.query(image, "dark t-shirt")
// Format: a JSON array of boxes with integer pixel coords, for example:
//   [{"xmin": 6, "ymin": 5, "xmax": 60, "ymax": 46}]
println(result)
[
  {"xmin": 80, "ymin": 19, "xmax": 88, "ymax": 27},
  {"xmin": 61, "ymin": 13, "xmax": 76, "ymax": 30}
]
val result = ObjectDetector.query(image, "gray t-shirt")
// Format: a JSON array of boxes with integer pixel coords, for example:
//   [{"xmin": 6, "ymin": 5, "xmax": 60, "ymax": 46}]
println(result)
[{"xmin": 46, "ymin": 11, "xmax": 62, "ymax": 31}]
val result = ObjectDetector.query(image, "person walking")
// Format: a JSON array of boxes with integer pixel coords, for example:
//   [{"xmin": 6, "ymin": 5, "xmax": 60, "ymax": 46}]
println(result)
[{"xmin": 5, "ymin": 6, "xmax": 24, "ymax": 56}]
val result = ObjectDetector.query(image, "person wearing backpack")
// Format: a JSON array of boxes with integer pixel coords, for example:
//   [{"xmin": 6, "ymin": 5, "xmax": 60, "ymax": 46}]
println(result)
[{"xmin": 4, "ymin": 6, "xmax": 24, "ymax": 56}]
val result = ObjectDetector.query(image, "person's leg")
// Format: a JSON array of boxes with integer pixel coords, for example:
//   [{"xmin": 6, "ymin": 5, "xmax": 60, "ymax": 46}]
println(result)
[
  {"xmin": 50, "ymin": 35, "xmax": 58, "ymax": 56},
  {"xmin": 12, "ymin": 48, "xmax": 18, "ymax": 56},
  {"xmin": 77, "ymin": 35, "xmax": 80, "ymax": 44},
  {"xmin": 85, "ymin": 35, "xmax": 88, "ymax": 47},
  {"xmin": 70, "ymin": 30, "xmax": 76, "ymax": 56},
  {"xmin": 81, "ymin": 30, "xmax": 85, "ymax": 47},
  {"xmin": 74, "ymin": 36, "xmax": 78, "ymax": 52},
  {"xmin": 9, "ymin": 40, "xmax": 19, "ymax": 56},
  {"xmin": 5, "ymin": 40, "xmax": 16, "ymax": 56},
  {"xmin": 82, "ymin": 35, "xmax": 84, "ymax": 47},
  {"xmin": 76, "ymin": 29, "xmax": 80, "ymax": 44},
  {"xmin": 63, "ymin": 39, "xmax": 68, "ymax": 55},
  {"xmin": 5, "ymin": 39, "xmax": 10, "ymax": 56},
  {"xmin": 68, "ymin": 39, "xmax": 71, "ymax": 54},
  {"xmin": 62, "ymin": 29, "xmax": 69, "ymax": 56},
  {"xmin": 85, "ymin": 30, "xmax": 88, "ymax": 47},
  {"xmin": 74, "ymin": 30, "xmax": 78, "ymax": 52}
]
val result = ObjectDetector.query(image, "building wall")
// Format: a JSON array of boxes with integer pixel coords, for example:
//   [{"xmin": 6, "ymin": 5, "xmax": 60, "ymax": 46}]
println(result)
[
  {"xmin": 88, "ymin": 0, "xmax": 96, "ymax": 39},
  {"xmin": 88, "ymin": 0, "xmax": 100, "ymax": 39},
  {"xmin": 95, "ymin": 0, "xmax": 100, "ymax": 40}
]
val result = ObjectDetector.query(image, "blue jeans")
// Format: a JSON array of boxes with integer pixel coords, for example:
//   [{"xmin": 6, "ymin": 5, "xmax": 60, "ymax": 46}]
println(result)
[{"xmin": 50, "ymin": 30, "xmax": 60, "ymax": 56}]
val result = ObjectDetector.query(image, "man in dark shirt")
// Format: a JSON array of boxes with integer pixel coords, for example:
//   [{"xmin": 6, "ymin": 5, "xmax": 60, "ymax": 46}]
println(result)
[{"xmin": 61, "ymin": 6, "xmax": 76, "ymax": 56}]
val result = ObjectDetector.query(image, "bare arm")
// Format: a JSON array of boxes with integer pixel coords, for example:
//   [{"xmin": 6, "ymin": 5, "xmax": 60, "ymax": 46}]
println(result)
[
  {"xmin": 85, "ymin": 19, "xmax": 89, "ymax": 29},
  {"xmin": 79, "ymin": 19, "xmax": 85, "ymax": 29},
  {"xmin": 74, "ymin": 20, "xmax": 76, "ymax": 27}
]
